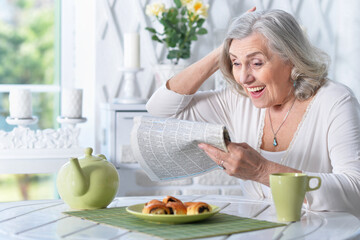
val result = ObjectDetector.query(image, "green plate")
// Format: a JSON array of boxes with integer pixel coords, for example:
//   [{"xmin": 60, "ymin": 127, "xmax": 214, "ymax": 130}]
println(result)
[{"xmin": 126, "ymin": 203, "xmax": 220, "ymax": 224}]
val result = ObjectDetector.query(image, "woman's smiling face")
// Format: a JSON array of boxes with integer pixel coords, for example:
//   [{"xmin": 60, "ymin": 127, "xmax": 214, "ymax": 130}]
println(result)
[{"xmin": 229, "ymin": 33, "xmax": 293, "ymax": 108}]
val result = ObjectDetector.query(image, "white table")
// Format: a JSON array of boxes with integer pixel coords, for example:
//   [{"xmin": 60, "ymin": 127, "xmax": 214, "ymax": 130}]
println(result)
[{"xmin": 1, "ymin": 195, "xmax": 359, "ymax": 240}]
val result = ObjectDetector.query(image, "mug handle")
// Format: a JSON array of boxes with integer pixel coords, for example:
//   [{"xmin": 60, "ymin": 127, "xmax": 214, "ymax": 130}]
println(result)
[{"xmin": 306, "ymin": 176, "xmax": 321, "ymax": 191}]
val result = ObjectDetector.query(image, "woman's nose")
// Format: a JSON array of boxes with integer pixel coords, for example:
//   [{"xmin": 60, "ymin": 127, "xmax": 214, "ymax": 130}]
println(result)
[{"xmin": 236, "ymin": 67, "xmax": 254, "ymax": 85}]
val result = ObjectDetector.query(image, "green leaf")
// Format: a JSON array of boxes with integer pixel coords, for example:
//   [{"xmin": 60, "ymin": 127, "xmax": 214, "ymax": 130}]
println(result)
[
  {"xmin": 164, "ymin": 33, "xmax": 177, "ymax": 47},
  {"xmin": 167, "ymin": 50, "xmax": 179, "ymax": 59},
  {"xmin": 181, "ymin": 8, "xmax": 186, "ymax": 15},
  {"xmin": 181, "ymin": 51, "xmax": 190, "ymax": 59},
  {"xmin": 175, "ymin": 47, "xmax": 190, "ymax": 59},
  {"xmin": 145, "ymin": 27, "xmax": 157, "ymax": 34},
  {"xmin": 180, "ymin": 24, "xmax": 187, "ymax": 33},
  {"xmin": 167, "ymin": 40, "xmax": 177, "ymax": 48},
  {"xmin": 174, "ymin": 0, "xmax": 181, "ymax": 8},
  {"xmin": 159, "ymin": 19, "xmax": 170, "ymax": 28},
  {"xmin": 189, "ymin": 28, "xmax": 196, "ymax": 36},
  {"xmin": 189, "ymin": 35, "xmax": 198, "ymax": 41},
  {"xmin": 151, "ymin": 35, "xmax": 162, "ymax": 43},
  {"xmin": 167, "ymin": 8, "xmax": 178, "ymax": 19},
  {"xmin": 164, "ymin": 9, "xmax": 179, "ymax": 26},
  {"xmin": 166, "ymin": 33, "xmax": 179, "ymax": 48},
  {"xmin": 197, "ymin": 28, "xmax": 208, "ymax": 35},
  {"xmin": 196, "ymin": 18, "xmax": 205, "ymax": 27}
]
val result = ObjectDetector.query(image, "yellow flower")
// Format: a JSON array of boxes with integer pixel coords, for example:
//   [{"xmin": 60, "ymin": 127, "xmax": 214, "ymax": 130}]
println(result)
[
  {"xmin": 181, "ymin": 0, "xmax": 193, "ymax": 7},
  {"xmin": 187, "ymin": 0, "xmax": 209, "ymax": 18},
  {"xmin": 146, "ymin": 2, "xmax": 166, "ymax": 17}
]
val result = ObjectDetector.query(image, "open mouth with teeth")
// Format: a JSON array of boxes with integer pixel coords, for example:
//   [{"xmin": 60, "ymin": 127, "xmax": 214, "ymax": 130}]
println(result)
[{"xmin": 247, "ymin": 86, "xmax": 266, "ymax": 98}]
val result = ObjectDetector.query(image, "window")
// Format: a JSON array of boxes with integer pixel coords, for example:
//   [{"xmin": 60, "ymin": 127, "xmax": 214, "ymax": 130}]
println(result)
[
  {"xmin": 0, "ymin": 173, "xmax": 56, "ymax": 201},
  {"xmin": 0, "ymin": 0, "xmax": 61, "ymax": 201},
  {"xmin": 0, "ymin": 0, "xmax": 60, "ymax": 130}
]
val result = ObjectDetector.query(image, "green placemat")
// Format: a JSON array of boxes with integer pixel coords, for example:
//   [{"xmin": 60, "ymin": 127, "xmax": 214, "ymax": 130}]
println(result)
[{"xmin": 64, "ymin": 207, "xmax": 286, "ymax": 240}]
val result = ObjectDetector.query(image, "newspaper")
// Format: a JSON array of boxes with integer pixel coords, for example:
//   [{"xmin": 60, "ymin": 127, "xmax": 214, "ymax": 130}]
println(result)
[{"xmin": 131, "ymin": 116, "xmax": 230, "ymax": 181}]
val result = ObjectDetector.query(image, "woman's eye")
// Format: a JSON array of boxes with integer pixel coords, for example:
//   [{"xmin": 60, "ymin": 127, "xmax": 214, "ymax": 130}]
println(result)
[
  {"xmin": 232, "ymin": 61, "xmax": 240, "ymax": 67},
  {"xmin": 251, "ymin": 60, "xmax": 263, "ymax": 68}
]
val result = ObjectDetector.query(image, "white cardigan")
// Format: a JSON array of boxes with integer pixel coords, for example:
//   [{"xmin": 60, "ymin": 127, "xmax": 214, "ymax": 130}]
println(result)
[{"xmin": 146, "ymin": 80, "xmax": 360, "ymax": 216}]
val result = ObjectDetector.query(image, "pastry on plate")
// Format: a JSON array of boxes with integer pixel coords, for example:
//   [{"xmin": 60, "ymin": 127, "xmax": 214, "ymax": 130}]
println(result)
[
  {"xmin": 166, "ymin": 202, "xmax": 187, "ymax": 215},
  {"xmin": 162, "ymin": 195, "xmax": 183, "ymax": 204},
  {"xmin": 142, "ymin": 203, "xmax": 171, "ymax": 214},
  {"xmin": 185, "ymin": 202, "xmax": 212, "ymax": 215},
  {"xmin": 145, "ymin": 199, "xmax": 164, "ymax": 206}
]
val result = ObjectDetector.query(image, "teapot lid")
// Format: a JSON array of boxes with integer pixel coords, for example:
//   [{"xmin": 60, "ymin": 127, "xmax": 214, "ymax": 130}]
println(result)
[{"xmin": 81, "ymin": 147, "xmax": 105, "ymax": 161}]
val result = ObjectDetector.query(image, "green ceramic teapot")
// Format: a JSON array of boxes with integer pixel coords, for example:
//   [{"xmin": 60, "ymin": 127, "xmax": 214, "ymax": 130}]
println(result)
[{"xmin": 56, "ymin": 147, "xmax": 119, "ymax": 210}]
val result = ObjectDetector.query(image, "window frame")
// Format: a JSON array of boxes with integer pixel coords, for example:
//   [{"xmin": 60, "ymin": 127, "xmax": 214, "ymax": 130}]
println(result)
[{"xmin": 0, "ymin": 0, "xmax": 76, "ymax": 129}]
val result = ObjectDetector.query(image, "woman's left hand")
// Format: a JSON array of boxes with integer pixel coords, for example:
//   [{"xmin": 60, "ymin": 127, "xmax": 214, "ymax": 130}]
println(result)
[{"xmin": 198, "ymin": 142, "xmax": 271, "ymax": 185}]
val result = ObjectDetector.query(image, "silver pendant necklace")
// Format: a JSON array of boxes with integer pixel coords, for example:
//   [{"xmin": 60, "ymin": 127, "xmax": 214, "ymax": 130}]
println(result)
[{"xmin": 268, "ymin": 98, "xmax": 296, "ymax": 146}]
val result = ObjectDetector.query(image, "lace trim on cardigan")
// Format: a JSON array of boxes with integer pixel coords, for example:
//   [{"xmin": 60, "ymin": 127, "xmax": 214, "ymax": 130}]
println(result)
[
  {"xmin": 280, "ymin": 93, "xmax": 319, "ymax": 166},
  {"xmin": 256, "ymin": 108, "xmax": 266, "ymax": 152},
  {"xmin": 255, "ymin": 108, "xmax": 267, "ymax": 199},
  {"xmin": 254, "ymin": 92, "xmax": 319, "ymax": 199}
]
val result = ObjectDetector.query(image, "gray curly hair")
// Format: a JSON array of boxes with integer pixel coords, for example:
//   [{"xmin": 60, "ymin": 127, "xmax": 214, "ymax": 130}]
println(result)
[{"xmin": 219, "ymin": 9, "xmax": 330, "ymax": 100}]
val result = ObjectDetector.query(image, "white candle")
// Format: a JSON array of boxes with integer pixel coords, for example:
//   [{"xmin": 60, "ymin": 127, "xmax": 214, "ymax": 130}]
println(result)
[
  {"xmin": 9, "ymin": 89, "xmax": 32, "ymax": 119},
  {"xmin": 124, "ymin": 32, "xmax": 140, "ymax": 69},
  {"xmin": 61, "ymin": 88, "xmax": 83, "ymax": 118}
]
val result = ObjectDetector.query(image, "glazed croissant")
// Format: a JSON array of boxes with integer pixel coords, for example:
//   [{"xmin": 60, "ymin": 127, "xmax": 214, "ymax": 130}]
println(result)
[
  {"xmin": 166, "ymin": 202, "xmax": 187, "ymax": 215},
  {"xmin": 142, "ymin": 203, "xmax": 171, "ymax": 214},
  {"xmin": 185, "ymin": 202, "xmax": 212, "ymax": 215},
  {"xmin": 162, "ymin": 195, "xmax": 182, "ymax": 204},
  {"xmin": 141, "ymin": 196, "xmax": 211, "ymax": 215},
  {"xmin": 145, "ymin": 199, "xmax": 164, "ymax": 206}
]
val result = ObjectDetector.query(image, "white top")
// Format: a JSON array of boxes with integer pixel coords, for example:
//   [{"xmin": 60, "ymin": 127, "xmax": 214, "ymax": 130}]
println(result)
[
  {"xmin": 260, "ymin": 150, "xmax": 285, "ymax": 198},
  {"xmin": 146, "ymin": 80, "xmax": 360, "ymax": 216}
]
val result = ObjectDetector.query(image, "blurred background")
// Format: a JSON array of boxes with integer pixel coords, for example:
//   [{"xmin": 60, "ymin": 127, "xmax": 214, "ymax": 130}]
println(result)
[
  {"xmin": 1, "ymin": 0, "xmax": 360, "ymax": 201},
  {"xmin": 0, "ymin": 0, "xmax": 58, "ymax": 201}
]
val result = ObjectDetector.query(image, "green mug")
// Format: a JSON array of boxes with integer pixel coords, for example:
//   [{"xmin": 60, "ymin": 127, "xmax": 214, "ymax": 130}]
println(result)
[{"xmin": 269, "ymin": 173, "xmax": 321, "ymax": 222}]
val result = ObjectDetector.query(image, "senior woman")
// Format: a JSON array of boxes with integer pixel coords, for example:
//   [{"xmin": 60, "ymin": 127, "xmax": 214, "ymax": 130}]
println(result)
[{"xmin": 146, "ymin": 9, "xmax": 360, "ymax": 215}]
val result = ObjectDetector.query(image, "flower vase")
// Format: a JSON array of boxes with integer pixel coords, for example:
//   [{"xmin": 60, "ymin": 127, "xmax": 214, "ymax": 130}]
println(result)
[{"xmin": 153, "ymin": 64, "xmax": 185, "ymax": 89}]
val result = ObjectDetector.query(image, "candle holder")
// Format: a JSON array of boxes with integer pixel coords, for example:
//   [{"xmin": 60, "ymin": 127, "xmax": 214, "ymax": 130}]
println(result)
[
  {"xmin": 61, "ymin": 89, "xmax": 83, "ymax": 119},
  {"xmin": 6, "ymin": 116, "xmax": 38, "ymax": 128},
  {"xmin": 115, "ymin": 67, "xmax": 146, "ymax": 104},
  {"xmin": 57, "ymin": 116, "xmax": 87, "ymax": 128}
]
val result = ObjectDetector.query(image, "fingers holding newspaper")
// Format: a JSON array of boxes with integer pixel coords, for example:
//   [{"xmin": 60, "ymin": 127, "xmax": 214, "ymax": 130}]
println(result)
[{"xmin": 198, "ymin": 142, "xmax": 272, "ymax": 185}]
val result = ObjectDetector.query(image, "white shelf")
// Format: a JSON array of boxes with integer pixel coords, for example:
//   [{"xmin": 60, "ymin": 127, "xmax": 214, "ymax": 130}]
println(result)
[{"xmin": 0, "ymin": 148, "xmax": 84, "ymax": 174}]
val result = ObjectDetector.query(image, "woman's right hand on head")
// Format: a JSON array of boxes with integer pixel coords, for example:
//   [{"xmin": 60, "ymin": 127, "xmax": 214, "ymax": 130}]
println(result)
[
  {"xmin": 167, "ymin": 45, "xmax": 222, "ymax": 95},
  {"xmin": 247, "ymin": 7, "xmax": 256, "ymax": 12},
  {"xmin": 167, "ymin": 6, "xmax": 256, "ymax": 95}
]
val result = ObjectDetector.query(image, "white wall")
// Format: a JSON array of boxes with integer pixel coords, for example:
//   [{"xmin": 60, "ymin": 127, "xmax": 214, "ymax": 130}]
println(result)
[
  {"xmin": 72, "ymin": 0, "xmax": 360, "ymax": 151},
  {"xmin": 95, "ymin": 0, "xmax": 343, "ymax": 102},
  {"xmin": 69, "ymin": 0, "xmax": 97, "ymax": 149},
  {"xmin": 335, "ymin": 0, "xmax": 360, "ymax": 98}
]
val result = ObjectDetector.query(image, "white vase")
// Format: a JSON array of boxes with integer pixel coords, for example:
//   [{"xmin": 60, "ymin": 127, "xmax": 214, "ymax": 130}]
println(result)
[{"xmin": 153, "ymin": 64, "xmax": 185, "ymax": 89}]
